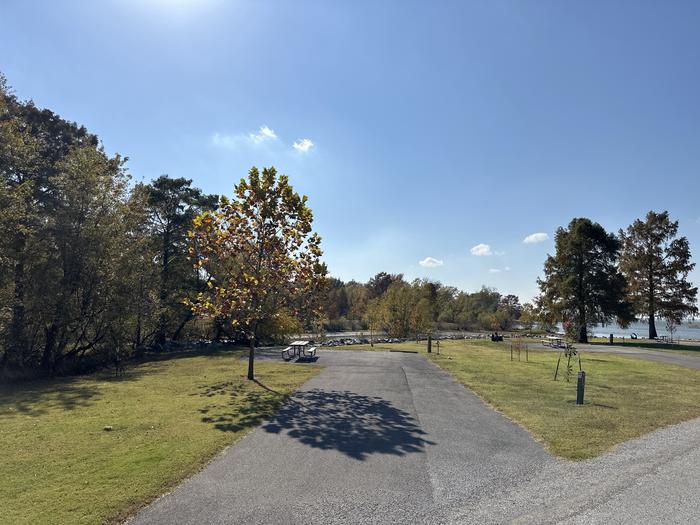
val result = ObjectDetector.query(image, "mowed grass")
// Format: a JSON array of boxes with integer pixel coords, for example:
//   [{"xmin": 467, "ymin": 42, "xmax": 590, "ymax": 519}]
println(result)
[
  {"xmin": 0, "ymin": 347, "xmax": 318, "ymax": 524},
  {"xmin": 354, "ymin": 340, "xmax": 700, "ymax": 459}
]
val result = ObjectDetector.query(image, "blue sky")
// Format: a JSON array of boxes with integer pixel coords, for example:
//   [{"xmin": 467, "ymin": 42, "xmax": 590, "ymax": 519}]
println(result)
[{"xmin": 2, "ymin": 0, "xmax": 699, "ymax": 301}]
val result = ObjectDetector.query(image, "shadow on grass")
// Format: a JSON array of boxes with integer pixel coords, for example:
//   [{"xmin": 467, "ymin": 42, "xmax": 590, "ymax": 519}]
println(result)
[
  {"xmin": 200, "ymin": 392, "xmax": 287, "ymax": 433},
  {"xmin": 124, "ymin": 345, "xmax": 246, "ymax": 376},
  {"xmin": 0, "ymin": 344, "xmax": 247, "ymax": 417},
  {"xmin": 0, "ymin": 381, "xmax": 102, "ymax": 417},
  {"xmin": 261, "ymin": 389, "xmax": 435, "ymax": 460}
]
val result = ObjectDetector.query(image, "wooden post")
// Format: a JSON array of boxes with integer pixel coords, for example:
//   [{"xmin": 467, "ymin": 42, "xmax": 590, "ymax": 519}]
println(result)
[
  {"xmin": 427, "ymin": 335, "xmax": 432, "ymax": 353},
  {"xmin": 554, "ymin": 351, "xmax": 562, "ymax": 380}
]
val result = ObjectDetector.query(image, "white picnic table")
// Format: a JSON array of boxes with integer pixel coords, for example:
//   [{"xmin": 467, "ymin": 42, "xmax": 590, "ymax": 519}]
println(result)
[
  {"xmin": 282, "ymin": 340, "xmax": 317, "ymax": 361},
  {"xmin": 542, "ymin": 335, "xmax": 565, "ymax": 348}
]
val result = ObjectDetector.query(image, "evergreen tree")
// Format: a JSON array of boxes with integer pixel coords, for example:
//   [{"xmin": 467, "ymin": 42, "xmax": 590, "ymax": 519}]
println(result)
[
  {"xmin": 538, "ymin": 218, "xmax": 633, "ymax": 343},
  {"xmin": 619, "ymin": 211, "xmax": 698, "ymax": 338}
]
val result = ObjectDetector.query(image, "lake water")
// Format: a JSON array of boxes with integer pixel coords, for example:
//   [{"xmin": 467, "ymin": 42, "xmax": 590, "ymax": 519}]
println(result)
[{"xmin": 575, "ymin": 321, "xmax": 700, "ymax": 340}]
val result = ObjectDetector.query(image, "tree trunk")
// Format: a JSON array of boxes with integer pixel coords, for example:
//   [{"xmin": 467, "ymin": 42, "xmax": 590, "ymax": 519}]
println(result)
[
  {"xmin": 247, "ymin": 338, "xmax": 255, "ymax": 380},
  {"xmin": 41, "ymin": 323, "xmax": 58, "ymax": 371},
  {"xmin": 155, "ymin": 234, "xmax": 171, "ymax": 350},
  {"xmin": 171, "ymin": 310, "xmax": 193, "ymax": 341},
  {"xmin": 648, "ymin": 315, "xmax": 657, "ymax": 339},
  {"xmin": 7, "ymin": 232, "xmax": 28, "ymax": 369},
  {"xmin": 578, "ymin": 323, "xmax": 588, "ymax": 344},
  {"xmin": 213, "ymin": 320, "xmax": 224, "ymax": 342},
  {"xmin": 648, "ymin": 275, "xmax": 657, "ymax": 339}
]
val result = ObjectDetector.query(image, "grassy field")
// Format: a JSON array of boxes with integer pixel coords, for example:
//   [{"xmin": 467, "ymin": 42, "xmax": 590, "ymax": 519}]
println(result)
[
  {"xmin": 354, "ymin": 340, "xmax": 700, "ymax": 460},
  {"xmin": 0, "ymin": 347, "xmax": 318, "ymax": 525}
]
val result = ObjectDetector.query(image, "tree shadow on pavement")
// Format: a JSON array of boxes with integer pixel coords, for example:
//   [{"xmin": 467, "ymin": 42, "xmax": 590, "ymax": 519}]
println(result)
[{"xmin": 262, "ymin": 389, "xmax": 435, "ymax": 460}]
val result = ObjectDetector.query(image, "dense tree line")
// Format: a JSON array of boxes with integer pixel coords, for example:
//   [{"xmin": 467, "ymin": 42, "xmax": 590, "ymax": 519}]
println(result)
[
  {"xmin": 321, "ymin": 273, "xmax": 524, "ymax": 337},
  {"xmin": 0, "ymin": 76, "xmax": 218, "ymax": 374}
]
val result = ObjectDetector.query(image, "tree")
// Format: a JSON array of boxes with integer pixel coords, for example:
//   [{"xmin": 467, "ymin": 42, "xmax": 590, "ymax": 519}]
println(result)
[
  {"xmin": 367, "ymin": 272, "xmax": 403, "ymax": 299},
  {"xmin": 37, "ymin": 145, "xmax": 129, "ymax": 371},
  {"xmin": 619, "ymin": 211, "xmax": 698, "ymax": 339},
  {"xmin": 364, "ymin": 298, "xmax": 383, "ymax": 346},
  {"xmin": 187, "ymin": 167, "xmax": 327, "ymax": 380},
  {"xmin": 143, "ymin": 176, "xmax": 217, "ymax": 347},
  {"xmin": 518, "ymin": 303, "xmax": 537, "ymax": 331},
  {"xmin": 1, "ymin": 74, "xmax": 104, "ymax": 370},
  {"xmin": 496, "ymin": 294, "xmax": 521, "ymax": 330},
  {"xmin": 538, "ymin": 218, "xmax": 634, "ymax": 343},
  {"xmin": 378, "ymin": 281, "xmax": 415, "ymax": 338}
]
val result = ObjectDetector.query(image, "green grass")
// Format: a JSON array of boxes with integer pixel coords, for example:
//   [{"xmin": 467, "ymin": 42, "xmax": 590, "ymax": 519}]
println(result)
[
  {"xmin": 0, "ymin": 347, "xmax": 318, "ymax": 524},
  {"xmin": 353, "ymin": 340, "xmax": 700, "ymax": 460}
]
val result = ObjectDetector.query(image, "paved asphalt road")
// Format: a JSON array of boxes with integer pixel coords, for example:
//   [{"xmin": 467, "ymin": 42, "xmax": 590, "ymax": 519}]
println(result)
[{"xmin": 130, "ymin": 349, "xmax": 700, "ymax": 524}]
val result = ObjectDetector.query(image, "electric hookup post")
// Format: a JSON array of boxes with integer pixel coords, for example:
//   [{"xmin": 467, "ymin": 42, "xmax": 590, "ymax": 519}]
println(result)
[{"xmin": 576, "ymin": 371, "xmax": 586, "ymax": 405}]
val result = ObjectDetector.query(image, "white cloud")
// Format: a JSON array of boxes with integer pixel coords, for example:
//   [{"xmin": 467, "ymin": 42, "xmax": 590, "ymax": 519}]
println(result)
[
  {"xmin": 292, "ymin": 138, "xmax": 314, "ymax": 153},
  {"xmin": 212, "ymin": 125, "xmax": 278, "ymax": 149},
  {"xmin": 211, "ymin": 132, "xmax": 239, "ymax": 148},
  {"xmin": 505, "ymin": 266, "xmax": 511, "ymax": 271},
  {"xmin": 249, "ymin": 125, "xmax": 277, "ymax": 143},
  {"xmin": 470, "ymin": 243, "xmax": 493, "ymax": 256},
  {"xmin": 489, "ymin": 268, "xmax": 501, "ymax": 273},
  {"xmin": 523, "ymin": 232, "xmax": 549, "ymax": 244},
  {"xmin": 419, "ymin": 257, "xmax": 444, "ymax": 268}
]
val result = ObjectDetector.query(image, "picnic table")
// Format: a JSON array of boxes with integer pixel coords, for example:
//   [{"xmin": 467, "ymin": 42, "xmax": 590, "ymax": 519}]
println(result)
[
  {"xmin": 542, "ymin": 335, "xmax": 566, "ymax": 349},
  {"xmin": 282, "ymin": 340, "xmax": 317, "ymax": 361},
  {"xmin": 655, "ymin": 335, "xmax": 679, "ymax": 344}
]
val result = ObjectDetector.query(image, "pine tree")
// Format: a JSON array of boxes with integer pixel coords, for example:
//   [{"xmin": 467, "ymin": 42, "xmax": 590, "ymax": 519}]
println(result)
[{"xmin": 619, "ymin": 211, "xmax": 698, "ymax": 339}]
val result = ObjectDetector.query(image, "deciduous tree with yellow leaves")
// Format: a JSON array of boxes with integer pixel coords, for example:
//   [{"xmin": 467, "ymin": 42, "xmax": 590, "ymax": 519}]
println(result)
[{"xmin": 187, "ymin": 167, "xmax": 327, "ymax": 379}]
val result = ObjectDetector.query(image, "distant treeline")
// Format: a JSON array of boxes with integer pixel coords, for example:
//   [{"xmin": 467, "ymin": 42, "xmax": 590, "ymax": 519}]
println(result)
[{"xmin": 321, "ymin": 274, "xmax": 526, "ymax": 336}]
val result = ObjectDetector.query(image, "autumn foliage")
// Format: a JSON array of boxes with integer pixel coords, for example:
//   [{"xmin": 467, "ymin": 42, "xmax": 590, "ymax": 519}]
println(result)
[{"xmin": 187, "ymin": 167, "xmax": 327, "ymax": 379}]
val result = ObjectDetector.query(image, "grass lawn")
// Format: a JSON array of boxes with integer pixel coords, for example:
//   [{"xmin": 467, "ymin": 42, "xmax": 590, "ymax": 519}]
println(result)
[
  {"xmin": 354, "ymin": 340, "xmax": 700, "ymax": 460},
  {"xmin": 0, "ymin": 347, "xmax": 318, "ymax": 525}
]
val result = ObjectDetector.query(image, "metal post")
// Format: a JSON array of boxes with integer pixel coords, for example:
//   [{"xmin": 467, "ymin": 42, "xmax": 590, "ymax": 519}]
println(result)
[
  {"xmin": 576, "ymin": 371, "xmax": 586, "ymax": 405},
  {"xmin": 427, "ymin": 335, "xmax": 432, "ymax": 353}
]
